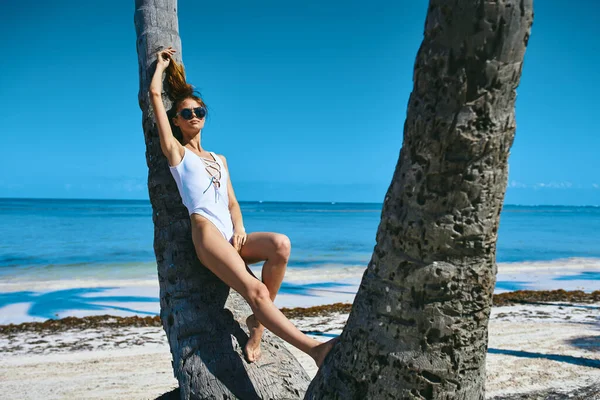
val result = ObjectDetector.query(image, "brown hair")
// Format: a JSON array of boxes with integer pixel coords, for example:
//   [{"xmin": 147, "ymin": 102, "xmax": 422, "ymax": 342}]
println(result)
[{"xmin": 164, "ymin": 59, "xmax": 207, "ymax": 142}]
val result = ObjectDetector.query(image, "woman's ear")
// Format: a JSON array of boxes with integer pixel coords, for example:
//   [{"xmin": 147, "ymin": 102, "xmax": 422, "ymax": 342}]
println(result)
[{"xmin": 172, "ymin": 116, "xmax": 179, "ymax": 127}]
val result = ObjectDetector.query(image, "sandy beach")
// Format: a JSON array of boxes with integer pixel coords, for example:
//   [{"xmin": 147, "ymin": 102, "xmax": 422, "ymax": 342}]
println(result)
[
  {"xmin": 1, "ymin": 260, "xmax": 599, "ymax": 399},
  {"xmin": 1, "ymin": 292, "xmax": 598, "ymax": 400}
]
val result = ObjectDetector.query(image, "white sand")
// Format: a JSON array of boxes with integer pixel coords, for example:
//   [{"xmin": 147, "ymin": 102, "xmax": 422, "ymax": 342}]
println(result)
[
  {"xmin": 1, "ymin": 301, "xmax": 598, "ymax": 399},
  {"xmin": 0, "ymin": 258, "xmax": 598, "ymax": 397}
]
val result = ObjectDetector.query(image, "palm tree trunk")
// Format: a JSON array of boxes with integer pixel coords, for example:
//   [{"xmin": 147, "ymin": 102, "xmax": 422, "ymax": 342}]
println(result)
[
  {"xmin": 306, "ymin": 1, "xmax": 533, "ymax": 399},
  {"xmin": 134, "ymin": 1, "xmax": 310, "ymax": 398}
]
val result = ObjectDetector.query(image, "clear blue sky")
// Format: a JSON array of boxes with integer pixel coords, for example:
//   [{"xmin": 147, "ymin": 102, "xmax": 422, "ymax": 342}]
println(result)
[{"xmin": 1, "ymin": 0, "xmax": 598, "ymax": 205}]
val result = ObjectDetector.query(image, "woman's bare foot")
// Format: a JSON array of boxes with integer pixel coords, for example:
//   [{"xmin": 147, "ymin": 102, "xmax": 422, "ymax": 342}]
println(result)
[
  {"xmin": 310, "ymin": 337, "xmax": 339, "ymax": 367},
  {"xmin": 244, "ymin": 314, "xmax": 264, "ymax": 363}
]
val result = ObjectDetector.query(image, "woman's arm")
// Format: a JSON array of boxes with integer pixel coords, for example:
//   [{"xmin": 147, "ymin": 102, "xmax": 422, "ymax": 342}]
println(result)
[
  {"xmin": 149, "ymin": 47, "xmax": 183, "ymax": 167},
  {"xmin": 220, "ymin": 155, "xmax": 247, "ymax": 251}
]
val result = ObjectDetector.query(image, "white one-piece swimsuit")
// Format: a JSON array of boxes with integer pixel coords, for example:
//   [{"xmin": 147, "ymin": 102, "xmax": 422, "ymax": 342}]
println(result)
[{"xmin": 169, "ymin": 147, "xmax": 234, "ymax": 241}]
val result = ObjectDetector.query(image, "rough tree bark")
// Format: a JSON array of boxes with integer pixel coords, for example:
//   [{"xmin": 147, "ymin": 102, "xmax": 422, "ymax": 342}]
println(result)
[
  {"xmin": 134, "ymin": 1, "xmax": 310, "ymax": 399},
  {"xmin": 307, "ymin": 1, "xmax": 533, "ymax": 399}
]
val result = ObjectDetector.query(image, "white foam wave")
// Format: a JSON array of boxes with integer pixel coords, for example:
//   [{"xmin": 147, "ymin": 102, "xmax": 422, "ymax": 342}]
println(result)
[
  {"xmin": 1, "ymin": 258, "xmax": 598, "ymax": 294},
  {"xmin": 0, "ymin": 278, "xmax": 159, "ymax": 293},
  {"xmin": 498, "ymin": 257, "xmax": 600, "ymax": 273}
]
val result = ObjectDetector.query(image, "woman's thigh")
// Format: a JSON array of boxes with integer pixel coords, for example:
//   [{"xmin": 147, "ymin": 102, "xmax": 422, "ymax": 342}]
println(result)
[
  {"xmin": 239, "ymin": 232, "xmax": 290, "ymax": 265},
  {"xmin": 191, "ymin": 215, "xmax": 257, "ymax": 294}
]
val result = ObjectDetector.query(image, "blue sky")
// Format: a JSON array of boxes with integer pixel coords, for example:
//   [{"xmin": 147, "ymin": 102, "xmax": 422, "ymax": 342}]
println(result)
[{"xmin": 1, "ymin": 0, "xmax": 598, "ymax": 205}]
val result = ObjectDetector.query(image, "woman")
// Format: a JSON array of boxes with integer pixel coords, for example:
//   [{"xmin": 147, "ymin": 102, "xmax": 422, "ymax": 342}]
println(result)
[{"xmin": 149, "ymin": 47, "xmax": 336, "ymax": 366}]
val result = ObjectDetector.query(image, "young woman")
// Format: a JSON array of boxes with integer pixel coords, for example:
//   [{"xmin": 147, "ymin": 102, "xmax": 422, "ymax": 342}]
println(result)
[{"xmin": 149, "ymin": 47, "xmax": 336, "ymax": 366}]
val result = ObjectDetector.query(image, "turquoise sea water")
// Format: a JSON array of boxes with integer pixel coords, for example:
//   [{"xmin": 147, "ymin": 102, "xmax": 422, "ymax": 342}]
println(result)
[
  {"xmin": 1, "ymin": 198, "xmax": 600, "ymax": 279},
  {"xmin": 0, "ymin": 198, "xmax": 599, "ymax": 323}
]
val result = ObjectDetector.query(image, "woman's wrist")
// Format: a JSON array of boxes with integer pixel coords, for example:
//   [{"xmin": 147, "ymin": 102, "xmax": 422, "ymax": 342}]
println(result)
[
  {"xmin": 152, "ymin": 69, "xmax": 166, "ymax": 81},
  {"xmin": 149, "ymin": 72, "xmax": 165, "ymax": 94}
]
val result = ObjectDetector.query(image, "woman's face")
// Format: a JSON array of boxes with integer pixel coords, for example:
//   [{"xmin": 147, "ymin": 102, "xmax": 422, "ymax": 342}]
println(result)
[{"xmin": 173, "ymin": 98, "xmax": 205, "ymax": 137}]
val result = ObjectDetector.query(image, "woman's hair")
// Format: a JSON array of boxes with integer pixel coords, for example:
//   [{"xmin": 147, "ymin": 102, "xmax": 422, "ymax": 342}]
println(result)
[{"xmin": 164, "ymin": 58, "xmax": 207, "ymax": 142}]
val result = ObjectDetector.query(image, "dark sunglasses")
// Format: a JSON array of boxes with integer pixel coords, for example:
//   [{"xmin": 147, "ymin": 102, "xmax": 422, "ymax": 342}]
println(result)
[{"xmin": 178, "ymin": 107, "xmax": 206, "ymax": 120}]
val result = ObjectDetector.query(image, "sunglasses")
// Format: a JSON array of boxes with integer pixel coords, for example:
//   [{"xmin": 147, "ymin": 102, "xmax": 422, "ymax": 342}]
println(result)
[{"xmin": 178, "ymin": 107, "xmax": 207, "ymax": 120}]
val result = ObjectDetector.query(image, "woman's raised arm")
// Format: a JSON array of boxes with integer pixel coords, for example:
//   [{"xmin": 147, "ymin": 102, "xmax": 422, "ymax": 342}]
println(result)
[{"xmin": 149, "ymin": 47, "xmax": 184, "ymax": 167}]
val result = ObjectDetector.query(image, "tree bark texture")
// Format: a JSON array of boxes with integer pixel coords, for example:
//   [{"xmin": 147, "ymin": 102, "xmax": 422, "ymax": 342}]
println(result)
[
  {"xmin": 134, "ymin": 1, "xmax": 310, "ymax": 399},
  {"xmin": 307, "ymin": 1, "xmax": 533, "ymax": 399}
]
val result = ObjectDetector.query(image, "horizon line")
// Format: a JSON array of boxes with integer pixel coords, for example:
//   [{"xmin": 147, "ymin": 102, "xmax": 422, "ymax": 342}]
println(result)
[{"xmin": 0, "ymin": 197, "xmax": 598, "ymax": 208}]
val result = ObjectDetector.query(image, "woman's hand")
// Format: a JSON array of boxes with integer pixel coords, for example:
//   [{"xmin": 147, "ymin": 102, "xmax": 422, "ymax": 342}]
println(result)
[
  {"xmin": 231, "ymin": 228, "xmax": 247, "ymax": 253},
  {"xmin": 156, "ymin": 47, "xmax": 176, "ymax": 71}
]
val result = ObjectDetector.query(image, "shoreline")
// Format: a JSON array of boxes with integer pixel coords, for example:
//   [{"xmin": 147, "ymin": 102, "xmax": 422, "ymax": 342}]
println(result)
[{"xmin": 1, "ymin": 257, "xmax": 599, "ymax": 326}]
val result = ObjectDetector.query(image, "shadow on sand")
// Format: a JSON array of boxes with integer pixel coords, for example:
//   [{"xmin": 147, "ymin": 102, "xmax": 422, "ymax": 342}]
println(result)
[
  {"xmin": 0, "ymin": 287, "xmax": 159, "ymax": 320},
  {"xmin": 488, "ymin": 348, "xmax": 600, "ymax": 368}
]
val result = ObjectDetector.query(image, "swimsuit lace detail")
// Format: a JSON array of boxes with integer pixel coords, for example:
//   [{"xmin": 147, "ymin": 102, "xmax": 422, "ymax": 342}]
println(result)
[{"xmin": 200, "ymin": 156, "xmax": 222, "ymax": 203}]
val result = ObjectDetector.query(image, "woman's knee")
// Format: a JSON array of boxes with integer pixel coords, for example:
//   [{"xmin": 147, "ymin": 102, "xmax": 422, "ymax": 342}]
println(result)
[
  {"xmin": 245, "ymin": 281, "xmax": 272, "ymax": 309},
  {"xmin": 272, "ymin": 234, "xmax": 291, "ymax": 261}
]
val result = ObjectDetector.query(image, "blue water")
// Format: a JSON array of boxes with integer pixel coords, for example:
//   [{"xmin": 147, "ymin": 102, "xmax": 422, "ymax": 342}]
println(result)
[
  {"xmin": 499, "ymin": 205, "xmax": 600, "ymax": 262},
  {"xmin": 1, "ymin": 198, "xmax": 599, "ymax": 322},
  {"xmin": 1, "ymin": 198, "xmax": 599, "ymax": 280}
]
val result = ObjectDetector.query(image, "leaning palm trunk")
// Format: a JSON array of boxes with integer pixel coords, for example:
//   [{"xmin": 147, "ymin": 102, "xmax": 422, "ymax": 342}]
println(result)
[
  {"xmin": 307, "ymin": 1, "xmax": 533, "ymax": 399},
  {"xmin": 134, "ymin": 1, "xmax": 310, "ymax": 398}
]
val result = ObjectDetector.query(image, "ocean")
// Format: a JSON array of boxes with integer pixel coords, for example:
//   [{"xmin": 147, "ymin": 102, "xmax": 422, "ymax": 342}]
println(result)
[{"xmin": 0, "ymin": 198, "xmax": 598, "ymax": 323}]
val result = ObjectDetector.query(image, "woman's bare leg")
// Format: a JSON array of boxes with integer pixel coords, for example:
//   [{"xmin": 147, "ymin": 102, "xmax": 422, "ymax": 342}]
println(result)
[
  {"xmin": 190, "ymin": 215, "xmax": 334, "ymax": 365},
  {"xmin": 239, "ymin": 232, "xmax": 290, "ymax": 361}
]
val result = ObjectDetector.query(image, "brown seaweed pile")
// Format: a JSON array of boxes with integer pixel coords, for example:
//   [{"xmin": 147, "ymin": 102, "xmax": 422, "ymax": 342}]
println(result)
[
  {"xmin": 493, "ymin": 289, "xmax": 600, "ymax": 306},
  {"xmin": 1, "ymin": 289, "xmax": 598, "ymax": 335},
  {"xmin": 0, "ymin": 315, "xmax": 162, "ymax": 335}
]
